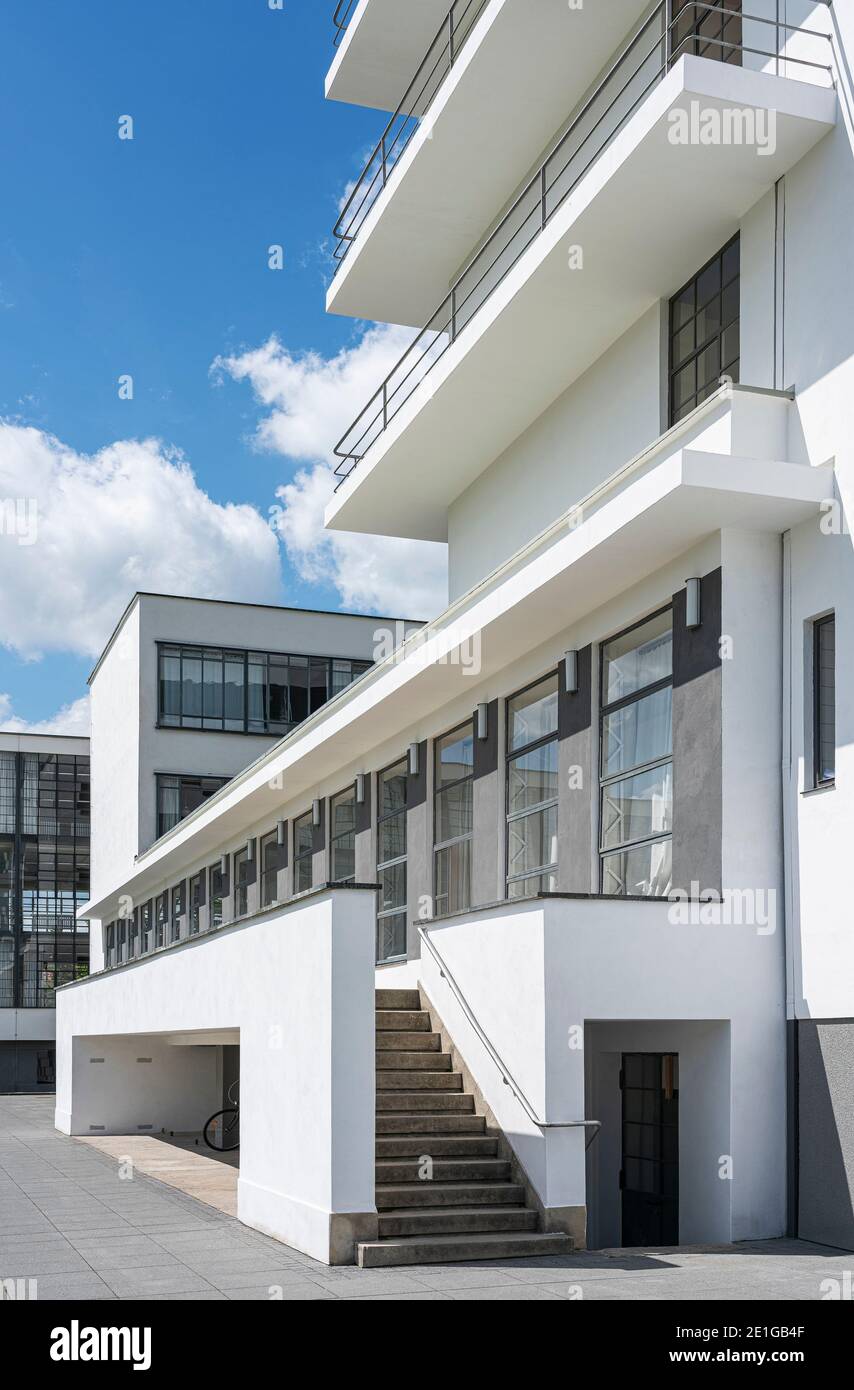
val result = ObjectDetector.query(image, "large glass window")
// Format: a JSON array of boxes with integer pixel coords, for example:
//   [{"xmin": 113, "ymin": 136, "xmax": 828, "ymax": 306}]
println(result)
[
  {"xmin": 814, "ymin": 614, "xmax": 836, "ymax": 787},
  {"xmin": 233, "ymin": 844, "xmax": 251, "ymax": 918},
  {"xmin": 260, "ymin": 830, "xmax": 280, "ymax": 909},
  {"xmin": 600, "ymin": 609, "xmax": 674, "ymax": 897},
  {"xmin": 330, "ymin": 787, "xmax": 356, "ymax": 884},
  {"xmin": 156, "ymin": 773, "xmax": 230, "ymax": 841},
  {"xmin": 141, "ymin": 900, "xmax": 153, "ymax": 954},
  {"xmin": 171, "ymin": 881, "xmax": 185, "ymax": 943},
  {"xmin": 209, "ymin": 862, "xmax": 225, "ymax": 930},
  {"xmin": 189, "ymin": 872, "xmax": 203, "ymax": 936},
  {"xmin": 156, "ymin": 893, "xmax": 167, "ymax": 949},
  {"xmin": 293, "ymin": 812, "xmax": 314, "ymax": 895},
  {"xmin": 506, "ymin": 674, "xmax": 559, "ymax": 898},
  {"xmin": 670, "ymin": 236, "xmax": 739, "ymax": 425},
  {"xmin": 158, "ymin": 643, "xmax": 371, "ymax": 735},
  {"xmin": 377, "ymin": 759, "xmax": 407, "ymax": 963},
  {"xmin": 670, "ymin": 0, "xmax": 742, "ymax": 66},
  {"xmin": 434, "ymin": 723, "xmax": 474, "ymax": 917}
]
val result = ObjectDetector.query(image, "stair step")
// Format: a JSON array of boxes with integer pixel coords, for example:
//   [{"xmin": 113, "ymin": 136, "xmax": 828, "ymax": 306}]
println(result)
[
  {"xmin": 376, "ymin": 1030, "xmax": 441, "ymax": 1052},
  {"xmin": 359, "ymin": 1231, "xmax": 573, "ymax": 1268},
  {"xmin": 376, "ymin": 1112, "xmax": 485, "ymax": 1135},
  {"xmin": 375, "ymin": 989, "xmax": 421, "ymax": 1010},
  {"xmin": 376, "ymin": 1010, "xmax": 431, "ymax": 1031},
  {"xmin": 377, "ymin": 1092, "xmax": 474, "ymax": 1113},
  {"xmin": 376, "ymin": 1182, "xmax": 525, "ymax": 1211},
  {"xmin": 376, "ymin": 1051, "xmax": 451, "ymax": 1072},
  {"xmin": 376, "ymin": 1135, "xmax": 498, "ymax": 1158},
  {"xmin": 378, "ymin": 1206, "xmax": 538, "ymax": 1238},
  {"xmin": 377, "ymin": 1071, "xmax": 462, "ymax": 1092},
  {"xmin": 376, "ymin": 1158, "xmax": 511, "ymax": 1184}
]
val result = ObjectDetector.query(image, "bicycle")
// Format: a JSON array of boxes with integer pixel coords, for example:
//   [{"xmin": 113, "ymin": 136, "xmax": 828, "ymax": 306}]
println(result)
[{"xmin": 203, "ymin": 1080, "xmax": 240, "ymax": 1152}]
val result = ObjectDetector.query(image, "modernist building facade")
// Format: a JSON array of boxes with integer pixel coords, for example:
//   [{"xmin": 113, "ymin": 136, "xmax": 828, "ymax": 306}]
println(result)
[
  {"xmin": 0, "ymin": 733, "xmax": 90, "ymax": 1093},
  {"xmin": 58, "ymin": 1, "xmax": 851, "ymax": 1267}
]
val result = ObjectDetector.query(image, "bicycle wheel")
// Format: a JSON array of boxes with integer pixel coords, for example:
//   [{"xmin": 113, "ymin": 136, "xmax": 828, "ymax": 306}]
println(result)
[{"xmin": 203, "ymin": 1107, "xmax": 240, "ymax": 1152}]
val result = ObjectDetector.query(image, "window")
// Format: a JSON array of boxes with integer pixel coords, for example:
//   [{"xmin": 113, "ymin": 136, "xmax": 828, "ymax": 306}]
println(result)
[
  {"xmin": 814, "ymin": 615, "xmax": 836, "ymax": 787},
  {"xmin": 105, "ymin": 923, "xmax": 116, "ymax": 969},
  {"xmin": 670, "ymin": 0, "xmax": 742, "ymax": 67},
  {"xmin": 506, "ymin": 674, "xmax": 559, "ymax": 898},
  {"xmin": 330, "ymin": 787, "xmax": 356, "ymax": 884},
  {"xmin": 156, "ymin": 774, "xmax": 230, "ymax": 840},
  {"xmin": 260, "ymin": 830, "xmax": 281, "ymax": 909},
  {"xmin": 117, "ymin": 919, "xmax": 127, "ymax": 965},
  {"xmin": 171, "ymin": 881, "xmax": 185, "ymax": 943},
  {"xmin": 600, "ymin": 609, "xmax": 674, "ymax": 897},
  {"xmin": 233, "ymin": 844, "xmax": 251, "ymax": 918},
  {"xmin": 670, "ymin": 236, "xmax": 739, "ymax": 425},
  {"xmin": 128, "ymin": 909, "xmax": 139, "ymax": 958},
  {"xmin": 209, "ymin": 862, "xmax": 225, "ymax": 929},
  {"xmin": 293, "ymin": 812, "xmax": 314, "ymax": 894},
  {"xmin": 434, "ymin": 723, "xmax": 474, "ymax": 917},
  {"xmin": 189, "ymin": 872, "xmax": 203, "ymax": 936},
  {"xmin": 141, "ymin": 900, "xmax": 153, "ymax": 954},
  {"xmin": 377, "ymin": 759, "xmax": 407, "ymax": 963},
  {"xmin": 157, "ymin": 643, "xmax": 371, "ymax": 735},
  {"xmin": 154, "ymin": 893, "xmax": 167, "ymax": 949}
]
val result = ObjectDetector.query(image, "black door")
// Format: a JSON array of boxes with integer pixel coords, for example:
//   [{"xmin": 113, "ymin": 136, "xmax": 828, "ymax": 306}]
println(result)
[{"xmin": 621, "ymin": 1053, "xmax": 679, "ymax": 1246}]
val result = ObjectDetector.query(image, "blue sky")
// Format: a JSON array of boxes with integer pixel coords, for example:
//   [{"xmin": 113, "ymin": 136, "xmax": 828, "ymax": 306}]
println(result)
[{"xmin": 0, "ymin": 0, "xmax": 442, "ymax": 728}]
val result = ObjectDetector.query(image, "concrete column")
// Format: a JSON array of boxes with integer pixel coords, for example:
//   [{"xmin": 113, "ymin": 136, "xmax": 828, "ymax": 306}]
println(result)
[
  {"xmin": 672, "ymin": 568, "xmax": 723, "ymax": 896},
  {"xmin": 557, "ymin": 646, "xmax": 593, "ymax": 892}
]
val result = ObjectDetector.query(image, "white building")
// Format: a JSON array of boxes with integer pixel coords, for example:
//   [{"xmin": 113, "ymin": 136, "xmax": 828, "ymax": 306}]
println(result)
[{"xmin": 58, "ymin": 1, "xmax": 851, "ymax": 1267}]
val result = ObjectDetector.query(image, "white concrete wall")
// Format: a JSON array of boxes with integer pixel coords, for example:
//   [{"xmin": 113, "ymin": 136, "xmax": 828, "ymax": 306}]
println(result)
[
  {"xmin": 420, "ymin": 893, "xmax": 787, "ymax": 1245},
  {"xmin": 56, "ymin": 888, "xmax": 377, "ymax": 1264}
]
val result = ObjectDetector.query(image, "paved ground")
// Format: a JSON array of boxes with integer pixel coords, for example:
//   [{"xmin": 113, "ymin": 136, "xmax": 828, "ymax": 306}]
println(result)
[
  {"xmin": 78, "ymin": 1132, "xmax": 238, "ymax": 1216},
  {"xmin": 1, "ymin": 1095, "xmax": 851, "ymax": 1301}
]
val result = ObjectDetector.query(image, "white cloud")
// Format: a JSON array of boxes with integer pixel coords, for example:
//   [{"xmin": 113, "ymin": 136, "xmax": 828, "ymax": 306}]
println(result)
[
  {"xmin": 0, "ymin": 424, "xmax": 283, "ymax": 660},
  {"xmin": 213, "ymin": 327, "xmax": 448, "ymax": 619},
  {"xmin": 0, "ymin": 692, "xmax": 90, "ymax": 737}
]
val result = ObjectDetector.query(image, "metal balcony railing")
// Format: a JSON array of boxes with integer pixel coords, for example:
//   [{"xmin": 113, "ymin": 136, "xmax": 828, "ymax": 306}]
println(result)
[
  {"xmin": 332, "ymin": 0, "xmax": 359, "ymax": 47},
  {"xmin": 333, "ymin": 0, "xmax": 490, "ymax": 264},
  {"xmin": 334, "ymin": 1, "xmax": 832, "ymax": 480}
]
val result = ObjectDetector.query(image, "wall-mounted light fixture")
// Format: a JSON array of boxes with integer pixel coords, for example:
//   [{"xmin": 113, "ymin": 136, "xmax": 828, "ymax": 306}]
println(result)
[
  {"xmin": 686, "ymin": 577, "xmax": 702, "ymax": 630},
  {"xmin": 476, "ymin": 703, "xmax": 489, "ymax": 741},
  {"xmin": 355, "ymin": 773, "xmax": 366, "ymax": 805},
  {"xmin": 408, "ymin": 742, "xmax": 420, "ymax": 777},
  {"xmin": 219, "ymin": 854, "xmax": 228, "ymax": 878},
  {"xmin": 312, "ymin": 799, "xmax": 322, "ymax": 828},
  {"xmin": 276, "ymin": 820, "xmax": 286, "ymax": 847},
  {"xmin": 246, "ymin": 838, "xmax": 254, "ymax": 862},
  {"xmin": 565, "ymin": 649, "xmax": 579, "ymax": 695}
]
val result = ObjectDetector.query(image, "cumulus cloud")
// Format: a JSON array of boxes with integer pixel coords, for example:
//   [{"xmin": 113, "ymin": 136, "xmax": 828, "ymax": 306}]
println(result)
[
  {"xmin": 0, "ymin": 692, "xmax": 90, "ymax": 736},
  {"xmin": 213, "ymin": 327, "xmax": 448, "ymax": 620},
  {"xmin": 0, "ymin": 424, "xmax": 282, "ymax": 660}
]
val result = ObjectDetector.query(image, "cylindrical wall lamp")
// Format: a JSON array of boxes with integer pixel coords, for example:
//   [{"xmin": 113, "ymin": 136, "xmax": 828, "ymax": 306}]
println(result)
[
  {"xmin": 312, "ymin": 799, "xmax": 322, "ymax": 828},
  {"xmin": 219, "ymin": 854, "xmax": 228, "ymax": 878},
  {"xmin": 276, "ymin": 820, "xmax": 286, "ymax": 847},
  {"xmin": 408, "ymin": 742, "xmax": 420, "ymax": 777},
  {"xmin": 476, "ymin": 703, "xmax": 489, "ymax": 741},
  {"xmin": 686, "ymin": 577, "xmax": 702, "ymax": 630},
  {"xmin": 355, "ymin": 773, "xmax": 366, "ymax": 805},
  {"xmin": 246, "ymin": 838, "xmax": 254, "ymax": 861},
  {"xmin": 565, "ymin": 649, "xmax": 579, "ymax": 695}
]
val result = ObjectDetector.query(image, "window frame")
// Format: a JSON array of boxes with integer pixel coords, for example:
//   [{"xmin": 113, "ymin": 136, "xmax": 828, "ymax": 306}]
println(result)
[
  {"xmin": 208, "ymin": 862, "xmax": 225, "ymax": 930},
  {"xmin": 505, "ymin": 671, "xmax": 560, "ymax": 899},
  {"xmin": 155, "ymin": 772, "xmax": 231, "ymax": 842},
  {"xmin": 376, "ymin": 757, "xmax": 408, "ymax": 964},
  {"xmin": 598, "ymin": 606, "xmax": 675, "ymax": 896},
  {"xmin": 189, "ymin": 872, "xmax": 203, "ymax": 936},
  {"xmin": 293, "ymin": 811, "xmax": 314, "ymax": 895},
  {"xmin": 668, "ymin": 234, "xmax": 740, "ymax": 427},
  {"xmin": 260, "ymin": 830, "xmax": 280, "ymax": 909},
  {"xmin": 329, "ymin": 785, "xmax": 357, "ymax": 885},
  {"xmin": 233, "ymin": 844, "xmax": 251, "ymax": 918},
  {"xmin": 170, "ymin": 880, "xmax": 185, "ymax": 944},
  {"xmin": 433, "ymin": 719, "xmax": 475, "ymax": 917},
  {"xmin": 813, "ymin": 613, "xmax": 836, "ymax": 789}
]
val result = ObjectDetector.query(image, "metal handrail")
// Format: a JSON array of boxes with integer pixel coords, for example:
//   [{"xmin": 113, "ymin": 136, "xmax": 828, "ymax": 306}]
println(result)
[
  {"xmin": 418, "ymin": 924, "xmax": 601, "ymax": 1144},
  {"xmin": 333, "ymin": 0, "xmax": 490, "ymax": 263},
  {"xmin": 334, "ymin": 0, "xmax": 832, "ymax": 477},
  {"xmin": 332, "ymin": 0, "xmax": 358, "ymax": 47}
]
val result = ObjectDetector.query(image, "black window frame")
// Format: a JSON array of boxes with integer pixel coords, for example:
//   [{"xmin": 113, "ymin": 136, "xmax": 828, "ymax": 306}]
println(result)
[
  {"xmin": 599, "ymin": 606, "xmax": 675, "ymax": 897},
  {"xmin": 170, "ymin": 880, "xmax": 185, "ymax": 944},
  {"xmin": 813, "ymin": 614, "xmax": 836, "ymax": 788},
  {"xmin": 329, "ymin": 785, "xmax": 357, "ymax": 885},
  {"xmin": 669, "ymin": 0, "xmax": 743, "ymax": 68},
  {"xmin": 189, "ymin": 872, "xmax": 203, "ymax": 936},
  {"xmin": 233, "ymin": 844, "xmax": 251, "ymax": 918},
  {"xmin": 260, "ymin": 830, "xmax": 280, "ymax": 909},
  {"xmin": 157, "ymin": 641, "xmax": 372, "ymax": 737},
  {"xmin": 209, "ymin": 862, "xmax": 226, "ymax": 930},
  {"xmin": 433, "ymin": 720, "xmax": 475, "ymax": 918},
  {"xmin": 156, "ymin": 773, "xmax": 231, "ymax": 842},
  {"xmin": 293, "ymin": 811, "xmax": 314, "ymax": 895},
  {"xmin": 505, "ymin": 671, "xmax": 560, "ymax": 900},
  {"xmin": 669, "ymin": 234, "xmax": 740, "ymax": 427},
  {"xmin": 376, "ymin": 757, "xmax": 408, "ymax": 964}
]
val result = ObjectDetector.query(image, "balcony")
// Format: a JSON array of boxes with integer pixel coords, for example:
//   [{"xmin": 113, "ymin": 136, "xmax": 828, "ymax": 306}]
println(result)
[
  {"xmin": 328, "ymin": 0, "xmax": 651, "ymax": 321},
  {"xmin": 326, "ymin": 7, "xmax": 835, "ymax": 543},
  {"xmin": 327, "ymin": 0, "xmax": 457, "ymax": 111}
]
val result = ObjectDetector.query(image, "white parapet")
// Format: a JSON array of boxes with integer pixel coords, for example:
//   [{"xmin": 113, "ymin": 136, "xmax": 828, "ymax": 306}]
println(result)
[{"xmin": 55, "ymin": 887, "xmax": 378, "ymax": 1265}]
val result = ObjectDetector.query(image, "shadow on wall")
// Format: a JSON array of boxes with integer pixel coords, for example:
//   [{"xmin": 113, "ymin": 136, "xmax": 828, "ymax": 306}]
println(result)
[{"xmin": 798, "ymin": 1020, "xmax": 854, "ymax": 1251}]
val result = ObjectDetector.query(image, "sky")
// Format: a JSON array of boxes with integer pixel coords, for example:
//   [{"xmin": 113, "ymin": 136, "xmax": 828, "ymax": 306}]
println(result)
[{"xmin": 0, "ymin": 0, "xmax": 447, "ymax": 733}]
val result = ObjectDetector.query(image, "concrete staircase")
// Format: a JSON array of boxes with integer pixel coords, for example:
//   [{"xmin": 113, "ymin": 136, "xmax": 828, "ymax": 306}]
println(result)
[{"xmin": 356, "ymin": 988, "xmax": 576, "ymax": 1268}]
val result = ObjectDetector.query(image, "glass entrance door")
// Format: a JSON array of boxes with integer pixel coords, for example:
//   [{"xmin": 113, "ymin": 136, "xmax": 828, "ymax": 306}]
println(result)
[{"xmin": 621, "ymin": 1052, "xmax": 679, "ymax": 1246}]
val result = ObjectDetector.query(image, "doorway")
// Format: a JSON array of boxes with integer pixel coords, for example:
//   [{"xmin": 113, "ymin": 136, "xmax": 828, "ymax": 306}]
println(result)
[{"xmin": 621, "ymin": 1052, "xmax": 679, "ymax": 1246}]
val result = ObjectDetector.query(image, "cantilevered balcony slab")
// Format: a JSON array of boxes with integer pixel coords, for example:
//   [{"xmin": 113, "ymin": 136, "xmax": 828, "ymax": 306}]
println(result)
[
  {"xmin": 326, "ymin": 56, "xmax": 835, "ymax": 542},
  {"xmin": 327, "ymin": 0, "xmax": 455, "ymax": 111},
  {"xmin": 328, "ymin": 0, "xmax": 650, "ymax": 322}
]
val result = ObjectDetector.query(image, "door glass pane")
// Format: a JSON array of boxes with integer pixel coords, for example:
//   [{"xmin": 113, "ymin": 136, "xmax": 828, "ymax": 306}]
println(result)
[
  {"xmin": 603, "ymin": 612, "xmax": 673, "ymax": 705},
  {"xmin": 508, "ymin": 804, "xmax": 558, "ymax": 882},
  {"xmin": 508, "ymin": 674, "xmax": 558, "ymax": 751},
  {"xmin": 601, "ymin": 765, "xmax": 674, "ymax": 851},
  {"xmin": 435, "ymin": 781, "xmax": 472, "ymax": 844},
  {"xmin": 602, "ymin": 688, "xmax": 673, "ymax": 778},
  {"xmin": 601, "ymin": 838, "xmax": 673, "ymax": 898},
  {"xmin": 507, "ymin": 742, "xmax": 558, "ymax": 814}
]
